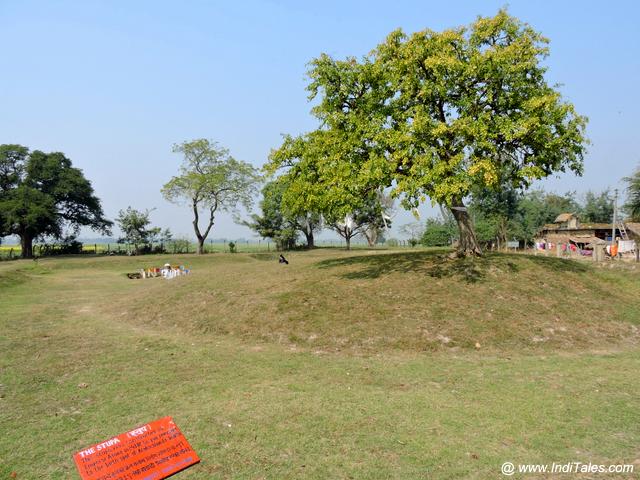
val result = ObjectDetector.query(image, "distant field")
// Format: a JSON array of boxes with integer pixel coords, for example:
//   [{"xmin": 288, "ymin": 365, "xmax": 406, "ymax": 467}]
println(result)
[
  {"xmin": 1, "ymin": 250, "xmax": 639, "ymax": 478},
  {"xmin": 0, "ymin": 240, "xmax": 395, "ymax": 258}
]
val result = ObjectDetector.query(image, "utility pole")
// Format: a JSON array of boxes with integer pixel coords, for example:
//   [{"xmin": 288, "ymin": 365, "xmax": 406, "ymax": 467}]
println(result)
[{"xmin": 612, "ymin": 189, "xmax": 618, "ymax": 245}]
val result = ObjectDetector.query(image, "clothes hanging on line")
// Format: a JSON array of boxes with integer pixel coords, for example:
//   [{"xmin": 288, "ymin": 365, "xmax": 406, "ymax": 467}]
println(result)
[{"xmin": 618, "ymin": 240, "xmax": 636, "ymax": 253}]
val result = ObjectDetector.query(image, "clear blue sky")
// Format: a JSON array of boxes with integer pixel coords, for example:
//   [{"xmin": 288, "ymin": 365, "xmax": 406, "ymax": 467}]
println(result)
[{"xmin": 1, "ymin": 0, "xmax": 639, "ymax": 241}]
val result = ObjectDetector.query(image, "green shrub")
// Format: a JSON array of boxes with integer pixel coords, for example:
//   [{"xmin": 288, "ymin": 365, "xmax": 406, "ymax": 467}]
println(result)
[
  {"xmin": 40, "ymin": 237, "xmax": 83, "ymax": 255},
  {"xmin": 167, "ymin": 238, "xmax": 191, "ymax": 254},
  {"xmin": 421, "ymin": 218, "xmax": 457, "ymax": 246}
]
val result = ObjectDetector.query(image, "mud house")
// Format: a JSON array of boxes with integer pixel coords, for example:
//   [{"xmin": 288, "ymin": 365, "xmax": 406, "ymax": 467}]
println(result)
[
  {"xmin": 536, "ymin": 213, "xmax": 619, "ymax": 249},
  {"xmin": 625, "ymin": 222, "xmax": 640, "ymax": 242}
]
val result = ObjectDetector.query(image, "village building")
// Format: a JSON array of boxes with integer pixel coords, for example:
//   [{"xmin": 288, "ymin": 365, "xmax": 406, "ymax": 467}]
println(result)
[
  {"xmin": 626, "ymin": 222, "xmax": 640, "ymax": 242},
  {"xmin": 536, "ymin": 213, "xmax": 619, "ymax": 249}
]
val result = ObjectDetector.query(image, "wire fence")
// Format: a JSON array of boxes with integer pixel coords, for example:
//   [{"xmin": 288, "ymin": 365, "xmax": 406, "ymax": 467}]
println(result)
[{"xmin": 0, "ymin": 238, "xmax": 422, "ymax": 259}]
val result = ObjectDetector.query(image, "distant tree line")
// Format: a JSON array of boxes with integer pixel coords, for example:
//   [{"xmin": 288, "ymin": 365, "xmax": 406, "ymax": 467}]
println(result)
[
  {"xmin": 243, "ymin": 177, "xmax": 394, "ymax": 250},
  {"xmin": 417, "ymin": 188, "xmax": 618, "ymax": 248}
]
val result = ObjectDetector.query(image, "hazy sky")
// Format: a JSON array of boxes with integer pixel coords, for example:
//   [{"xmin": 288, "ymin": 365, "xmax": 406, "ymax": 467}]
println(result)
[{"xmin": 1, "ymin": 0, "xmax": 639, "ymax": 241}]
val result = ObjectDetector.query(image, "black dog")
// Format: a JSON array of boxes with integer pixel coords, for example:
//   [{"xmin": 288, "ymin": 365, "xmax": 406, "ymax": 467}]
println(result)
[{"xmin": 279, "ymin": 254, "xmax": 289, "ymax": 265}]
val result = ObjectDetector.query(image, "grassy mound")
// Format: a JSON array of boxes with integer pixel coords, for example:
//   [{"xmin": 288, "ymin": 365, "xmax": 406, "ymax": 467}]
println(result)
[{"xmin": 111, "ymin": 249, "xmax": 640, "ymax": 353}]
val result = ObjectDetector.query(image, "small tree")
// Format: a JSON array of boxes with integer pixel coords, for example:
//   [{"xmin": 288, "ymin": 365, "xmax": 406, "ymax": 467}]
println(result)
[
  {"xmin": 329, "ymin": 214, "xmax": 361, "ymax": 250},
  {"xmin": 400, "ymin": 222, "xmax": 425, "ymax": 247},
  {"xmin": 328, "ymin": 194, "xmax": 390, "ymax": 250},
  {"xmin": 245, "ymin": 178, "xmax": 321, "ymax": 250},
  {"xmin": 116, "ymin": 207, "xmax": 160, "ymax": 255},
  {"xmin": 158, "ymin": 228, "xmax": 173, "ymax": 245},
  {"xmin": 162, "ymin": 139, "xmax": 261, "ymax": 254},
  {"xmin": 362, "ymin": 191, "xmax": 394, "ymax": 247},
  {"xmin": 421, "ymin": 217, "xmax": 458, "ymax": 247}
]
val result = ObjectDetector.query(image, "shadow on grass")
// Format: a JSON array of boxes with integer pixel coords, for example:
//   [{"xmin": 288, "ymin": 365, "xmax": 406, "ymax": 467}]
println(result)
[
  {"xmin": 316, "ymin": 251, "xmax": 589, "ymax": 283},
  {"xmin": 525, "ymin": 254, "xmax": 591, "ymax": 273},
  {"xmin": 249, "ymin": 253, "xmax": 280, "ymax": 261}
]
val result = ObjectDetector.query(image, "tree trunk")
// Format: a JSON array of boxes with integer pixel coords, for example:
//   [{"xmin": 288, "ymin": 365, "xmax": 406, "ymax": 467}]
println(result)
[
  {"xmin": 345, "ymin": 236, "xmax": 351, "ymax": 250},
  {"xmin": 364, "ymin": 228, "xmax": 377, "ymax": 247},
  {"xmin": 304, "ymin": 229, "xmax": 315, "ymax": 248},
  {"xmin": 450, "ymin": 200, "xmax": 482, "ymax": 257},
  {"xmin": 20, "ymin": 232, "xmax": 34, "ymax": 259},
  {"xmin": 191, "ymin": 199, "xmax": 214, "ymax": 255},
  {"xmin": 497, "ymin": 217, "xmax": 508, "ymax": 250}
]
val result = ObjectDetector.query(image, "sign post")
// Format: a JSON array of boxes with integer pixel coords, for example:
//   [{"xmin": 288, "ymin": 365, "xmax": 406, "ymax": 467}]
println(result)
[{"xmin": 74, "ymin": 417, "xmax": 200, "ymax": 480}]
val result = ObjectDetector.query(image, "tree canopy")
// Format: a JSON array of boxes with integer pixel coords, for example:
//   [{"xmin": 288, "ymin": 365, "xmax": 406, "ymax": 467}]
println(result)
[
  {"xmin": 326, "ymin": 192, "xmax": 392, "ymax": 249},
  {"xmin": 245, "ymin": 178, "xmax": 322, "ymax": 250},
  {"xmin": 580, "ymin": 190, "xmax": 613, "ymax": 223},
  {"xmin": 421, "ymin": 216, "xmax": 457, "ymax": 247},
  {"xmin": 0, "ymin": 144, "xmax": 111, "ymax": 258},
  {"xmin": 116, "ymin": 207, "xmax": 170, "ymax": 254},
  {"xmin": 162, "ymin": 139, "xmax": 261, "ymax": 254},
  {"xmin": 624, "ymin": 166, "xmax": 640, "ymax": 221},
  {"xmin": 428, "ymin": 189, "xmax": 611, "ymax": 249},
  {"xmin": 267, "ymin": 10, "xmax": 588, "ymax": 256}
]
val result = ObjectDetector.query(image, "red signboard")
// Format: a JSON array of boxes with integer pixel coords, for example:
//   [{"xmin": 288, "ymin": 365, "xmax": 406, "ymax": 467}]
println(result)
[{"xmin": 73, "ymin": 416, "xmax": 200, "ymax": 480}]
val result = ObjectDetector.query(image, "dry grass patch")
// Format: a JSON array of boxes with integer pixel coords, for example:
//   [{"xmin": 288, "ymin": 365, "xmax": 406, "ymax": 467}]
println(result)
[{"xmin": 91, "ymin": 249, "xmax": 640, "ymax": 354}]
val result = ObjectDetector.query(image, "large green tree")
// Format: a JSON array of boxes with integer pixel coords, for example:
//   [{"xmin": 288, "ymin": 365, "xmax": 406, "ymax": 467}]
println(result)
[
  {"xmin": 162, "ymin": 139, "xmax": 261, "ymax": 254},
  {"xmin": 268, "ymin": 10, "xmax": 588, "ymax": 256},
  {"xmin": 0, "ymin": 144, "xmax": 111, "ymax": 258}
]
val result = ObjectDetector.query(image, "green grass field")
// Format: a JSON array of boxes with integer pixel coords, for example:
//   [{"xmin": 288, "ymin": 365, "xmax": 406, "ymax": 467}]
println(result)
[{"xmin": 1, "ymin": 250, "xmax": 640, "ymax": 478}]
